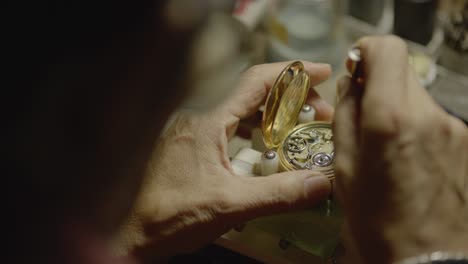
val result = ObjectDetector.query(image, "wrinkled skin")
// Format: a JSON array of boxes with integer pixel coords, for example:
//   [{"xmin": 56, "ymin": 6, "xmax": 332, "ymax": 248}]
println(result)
[
  {"xmin": 334, "ymin": 36, "xmax": 468, "ymax": 264},
  {"xmin": 114, "ymin": 61, "xmax": 335, "ymax": 261}
]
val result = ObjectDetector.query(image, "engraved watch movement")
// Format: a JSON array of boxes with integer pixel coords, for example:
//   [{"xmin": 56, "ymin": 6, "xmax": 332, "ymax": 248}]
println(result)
[{"xmin": 261, "ymin": 61, "xmax": 335, "ymax": 178}]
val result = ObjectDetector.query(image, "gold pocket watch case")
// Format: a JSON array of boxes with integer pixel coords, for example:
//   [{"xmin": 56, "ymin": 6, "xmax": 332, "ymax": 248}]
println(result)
[{"xmin": 261, "ymin": 61, "xmax": 334, "ymax": 179}]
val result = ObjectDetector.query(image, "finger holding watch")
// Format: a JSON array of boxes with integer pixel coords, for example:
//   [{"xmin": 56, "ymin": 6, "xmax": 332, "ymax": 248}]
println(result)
[{"xmin": 333, "ymin": 35, "xmax": 468, "ymax": 264}]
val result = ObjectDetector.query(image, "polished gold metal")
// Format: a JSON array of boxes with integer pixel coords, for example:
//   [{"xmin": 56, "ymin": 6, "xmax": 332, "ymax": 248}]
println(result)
[
  {"xmin": 261, "ymin": 61, "xmax": 334, "ymax": 179},
  {"xmin": 278, "ymin": 122, "xmax": 334, "ymax": 178},
  {"xmin": 262, "ymin": 61, "xmax": 310, "ymax": 149}
]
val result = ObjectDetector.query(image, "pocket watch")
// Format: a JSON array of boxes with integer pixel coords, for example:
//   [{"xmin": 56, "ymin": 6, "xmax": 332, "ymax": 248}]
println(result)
[
  {"xmin": 243, "ymin": 61, "xmax": 341, "ymax": 259},
  {"xmin": 261, "ymin": 61, "xmax": 335, "ymax": 179}
]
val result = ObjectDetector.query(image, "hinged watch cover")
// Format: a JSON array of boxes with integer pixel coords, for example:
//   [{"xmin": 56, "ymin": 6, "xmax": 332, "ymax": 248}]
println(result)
[{"xmin": 261, "ymin": 61, "xmax": 310, "ymax": 149}]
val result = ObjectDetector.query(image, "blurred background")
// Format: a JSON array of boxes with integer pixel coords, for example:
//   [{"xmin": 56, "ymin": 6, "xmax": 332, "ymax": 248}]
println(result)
[{"xmin": 185, "ymin": 0, "xmax": 467, "ymax": 122}]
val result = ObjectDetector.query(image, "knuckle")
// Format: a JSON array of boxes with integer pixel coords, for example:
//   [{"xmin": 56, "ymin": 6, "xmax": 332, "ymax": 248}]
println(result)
[
  {"xmin": 452, "ymin": 118, "xmax": 468, "ymax": 135},
  {"xmin": 381, "ymin": 36, "xmax": 409, "ymax": 62},
  {"xmin": 359, "ymin": 35, "xmax": 406, "ymax": 50},
  {"xmin": 357, "ymin": 35, "xmax": 377, "ymax": 48},
  {"xmin": 438, "ymin": 117, "xmax": 455, "ymax": 137},
  {"xmin": 267, "ymin": 176, "xmax": 294, "ymax": 202},
  {"xmin": 265, "ymin": 176, "xmax": 299, "ymax": 206},
  {"xmin": 359, "ymin": 35, "xmax": 408, "ymax": 61},
  {"xmin": 361, "ymin": 104, "xmax": 409, "ymax": 138},
  {"xmin": 461, "ymin": 121, "xmax": 468, "ymax": 139},
  {"xmin": 462, "ymin": 131, "xmax": 468, "ymax": 151},
  {"xmin": 446, "ymin": 117, "xmax": 468, "ymax": 143},
  {"xmin": 461, "ymin": 131, "xmax": 468, "ymax": 151},
  {"xmin": 437, "ymin": 115, "xmax": 461, "ymax": 136},
  {"xmin": 210, "ymin": 189, "xmax": 235, "ymax": 215},
  {"xmin": 244, "ymin": 63, "xmax": 264, "ymax": 77},
  {"xmin": 383, "ymin": 35, "xmax": 408, "ymax": 51}
]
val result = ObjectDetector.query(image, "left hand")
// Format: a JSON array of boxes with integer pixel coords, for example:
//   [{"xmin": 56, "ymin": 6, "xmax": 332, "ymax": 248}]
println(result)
[{"xmin": 116, "ymin": 61, "xmax": 334, "ymax": 261}]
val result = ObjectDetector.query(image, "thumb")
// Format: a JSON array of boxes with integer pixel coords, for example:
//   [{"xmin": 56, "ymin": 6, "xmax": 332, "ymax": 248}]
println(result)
[{"xmin": 231, "ymin": 171, "xmax": 331, "ymax": 221}]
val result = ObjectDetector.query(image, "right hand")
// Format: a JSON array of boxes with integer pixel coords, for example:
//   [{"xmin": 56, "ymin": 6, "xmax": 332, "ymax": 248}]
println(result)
[{"xmin": 333, "ymin": 35, "xmax": 468, "ymax": 264}]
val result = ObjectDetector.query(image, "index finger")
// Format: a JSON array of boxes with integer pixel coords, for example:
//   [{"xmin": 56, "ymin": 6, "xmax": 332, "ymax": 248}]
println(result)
[
  {"xmin": 226, "ymin": 61, "xmax": 332, "ymax": 119},
  {"xmin": 356, "ymin": 35, "xmax": 410, "ymax": 130}
]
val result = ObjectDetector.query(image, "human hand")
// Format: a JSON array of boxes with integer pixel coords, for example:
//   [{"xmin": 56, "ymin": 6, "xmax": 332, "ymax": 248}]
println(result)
[
  {"xmin": 115, "ymin": 61, "xmax": 334, "ymax": 261},
  {"xmin": 334, "ymin": 36, "xmax": 468, "ymax": 264}
]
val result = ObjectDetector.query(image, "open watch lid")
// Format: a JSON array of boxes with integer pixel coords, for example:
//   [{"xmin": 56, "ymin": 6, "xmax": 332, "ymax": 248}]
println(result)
[{"xmin": 261, "ymin": 61, "xmax": 310, "ymax": 149}]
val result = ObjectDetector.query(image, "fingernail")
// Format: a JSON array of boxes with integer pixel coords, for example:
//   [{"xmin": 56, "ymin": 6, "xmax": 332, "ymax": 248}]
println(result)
[{"xmin": 304, "ymin": 175, "xmax": 331, "ymax": 199}]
